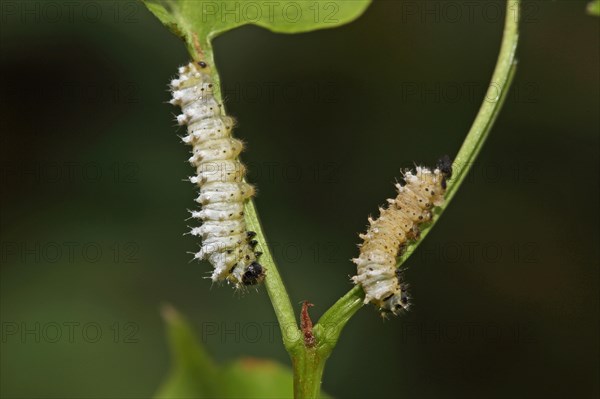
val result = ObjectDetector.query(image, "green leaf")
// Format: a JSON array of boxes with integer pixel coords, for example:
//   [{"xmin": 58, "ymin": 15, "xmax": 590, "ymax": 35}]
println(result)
[
  {"xmin": 587, "ymin": 0, "xmax": 600, "ymax": 16},
  {"xmin": 220, "ymin": 357, "xmax": 333, "ymax": 398},
  {"xmin": 154, "ymin": 304, "xmax": 219, "ymax": 398},
  {"xmin": 219, "ymin": 358, "xmax": 294, "ymax": 399},
  {"xmin": 155, "ymin": 305, "xmax": 329, "ymax": 398},
  {"xmin": 142, "ymin": 0, "xmax": 372, "ymax": 57}
]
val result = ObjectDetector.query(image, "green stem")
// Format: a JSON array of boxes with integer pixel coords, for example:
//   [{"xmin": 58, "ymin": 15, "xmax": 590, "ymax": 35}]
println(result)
[
  {"xmin": 400, "ymin": 0, "xmax": 520, "ymax": 263},
  {"xmin": 244, "ymin": 199, "xmax": 302, "ymax": 354},
  {"xmin": 199, "ymin": 40, "xmax": 302, "ymax": 354},
  {"xmin": 316, "ymin": 0, "xmax": 521, "ymax": 362},
  {"xmin": 292, "ymin": 348, "xmax": 328, "ymax": 399},
  {"xmin": 314, "ymin": 286, "xmax": 363, "ymax": 355}
]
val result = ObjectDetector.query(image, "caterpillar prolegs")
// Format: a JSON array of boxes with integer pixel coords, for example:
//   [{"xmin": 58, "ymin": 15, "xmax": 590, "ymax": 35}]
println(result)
[
  {"xmin": 352, "ymin": 156, "xmax": 452, "ymax": 315},
  {"xmin": 170, "ymin": 61, "xmax": 265, "ymax": 288}
]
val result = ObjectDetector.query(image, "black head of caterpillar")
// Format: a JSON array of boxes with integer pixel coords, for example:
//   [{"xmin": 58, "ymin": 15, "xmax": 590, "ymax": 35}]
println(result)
[
  {"xmin": 241, "ymin": 262, "xmax": 265, "ymax": 286},
  {"xmin": 352, "ymin": 156, "xmax": 453, "ymax": 316},
  {"xmin": 381, "ymin": 270, "xmax": 411, "ymax": 316},
  {"xmin": 436, "ymin": 154, "xmax": 453, "ymax": 189},
  {"xmin": 239, "ymin": 231, "xmax": 265, "ymax": 286}
]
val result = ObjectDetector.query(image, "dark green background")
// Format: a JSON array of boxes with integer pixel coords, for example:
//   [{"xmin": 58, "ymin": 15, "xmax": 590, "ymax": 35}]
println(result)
[{"xmin": 1, "ymin": 1, "xmax": 598, "ymax": 398}]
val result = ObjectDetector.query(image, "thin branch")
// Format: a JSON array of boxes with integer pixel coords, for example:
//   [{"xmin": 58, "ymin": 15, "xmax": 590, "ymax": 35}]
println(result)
[
  {"xmin": 316, "ymin": 0, "xmax": 521, "ymax": 349},
  {"xmin": 200, "ymin": 40, "xmax": 302, "ymax": 354},
  {"xmin": 244, "ymin": 200, "xmax": 302, "ymax": 353}
]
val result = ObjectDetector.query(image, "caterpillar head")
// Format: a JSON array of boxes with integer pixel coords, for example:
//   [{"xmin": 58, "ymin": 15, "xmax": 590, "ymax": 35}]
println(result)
[
  {"xmin": 241, "ymin": 262, "xmax": 265, "ymax": 286},
  {"xmin": 436, "ymin": 155, "xmax": 453, "ymax": 179},
  {"xmin": 381, "ymin": 291, "xmax": 411, "ymax": 316},
  {"xmin": 436, "ymin": 155, "xmax": 453, "ymax": 189},
  {"xmin": 381, "ymin": 269, "xmax": 411, "ymax": 315}
]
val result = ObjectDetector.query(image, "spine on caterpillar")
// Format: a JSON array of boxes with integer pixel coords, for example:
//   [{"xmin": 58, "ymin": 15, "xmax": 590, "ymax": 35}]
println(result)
[
  {"xmin": 170, "ymin": 61, "xmax": 264, "ymax": 288},
  {"xmin": 352, "ymin": 156, "xmax": 452, "ymax": 316}
]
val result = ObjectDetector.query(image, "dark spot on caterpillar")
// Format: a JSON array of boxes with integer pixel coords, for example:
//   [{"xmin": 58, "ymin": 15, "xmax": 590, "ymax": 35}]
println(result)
[
  {"xmin": 242, "ymin": 262, "xmax": 264, "ymax": 285},
  {"xmin": 400, "ymin": 293, "xmax": 410, "ymax": 305},
  {"xmin": 197, "ymin": 61, "xmax": 208, "ymax": 68},
  {"xmin": 436, "ymin": 155, "xmax": 453, "ymax": 179},
  {"xmin": 255, "ymin": 251, "xmax": 263, "ymax": 257},
  {"xmin": 247, "ymin": 231, "xmax": 257, "ymax": 239},
  {"xmin": 249, "ymin": 240, "xmax": 258, "ymax": 248}
]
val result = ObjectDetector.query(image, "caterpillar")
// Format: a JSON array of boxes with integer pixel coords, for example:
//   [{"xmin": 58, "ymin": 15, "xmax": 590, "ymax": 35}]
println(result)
[
  {"xmin": 170, "ymin": 61, "xmax": 265, "ymax": 288},
  {"xmin": 352, "ymin": 156, "xmax": 453, "ymax": 316}
]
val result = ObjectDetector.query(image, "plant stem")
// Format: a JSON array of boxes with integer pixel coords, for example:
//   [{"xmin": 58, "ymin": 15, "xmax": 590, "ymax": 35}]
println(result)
[
  {"xmin": 400, "ymin": 0, "xmax": 519, "ymax": 262},
  {"xmin": 244, "ymin": 199, "xmax": 302, "ymax": 353},
  {"xmin": 292, "ymin": 348, "xmax": 328, "ymax": 399},
  {"xmin": 314, "ymin": 286, "xmax": 363, "ymax": 354},
  {"xmin": 315, "ymin": 0, "xmax": 521, "ymax": 366},
  {"xmin": 199, "ymin": 40, "xmax": 302, "ymax": 354}
]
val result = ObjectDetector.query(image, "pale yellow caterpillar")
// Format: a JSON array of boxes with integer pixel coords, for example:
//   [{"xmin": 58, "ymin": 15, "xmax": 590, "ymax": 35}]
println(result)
[
  {"xmin": 170, "ymin": 61, "xmax": 264, "ymax": 288},
  {"xmin": 352, "ymin": 156, "xmax": 452, "ymax": 315}
]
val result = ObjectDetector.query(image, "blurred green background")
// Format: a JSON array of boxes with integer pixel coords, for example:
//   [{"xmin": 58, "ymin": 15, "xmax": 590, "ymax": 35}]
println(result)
[{"xmin": 1, "ymin": 0, "xmax": 598, "ymax": 398}]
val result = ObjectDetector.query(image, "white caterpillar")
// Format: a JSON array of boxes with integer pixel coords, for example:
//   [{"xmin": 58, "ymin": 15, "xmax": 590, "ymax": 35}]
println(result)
[
  {"xmin": 352, "ymin": 156, "xmax": 452, "ymax": 315},
  {"xmin": 170, "ymin": 61, "xmax": 264, "ymax": 288}
]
